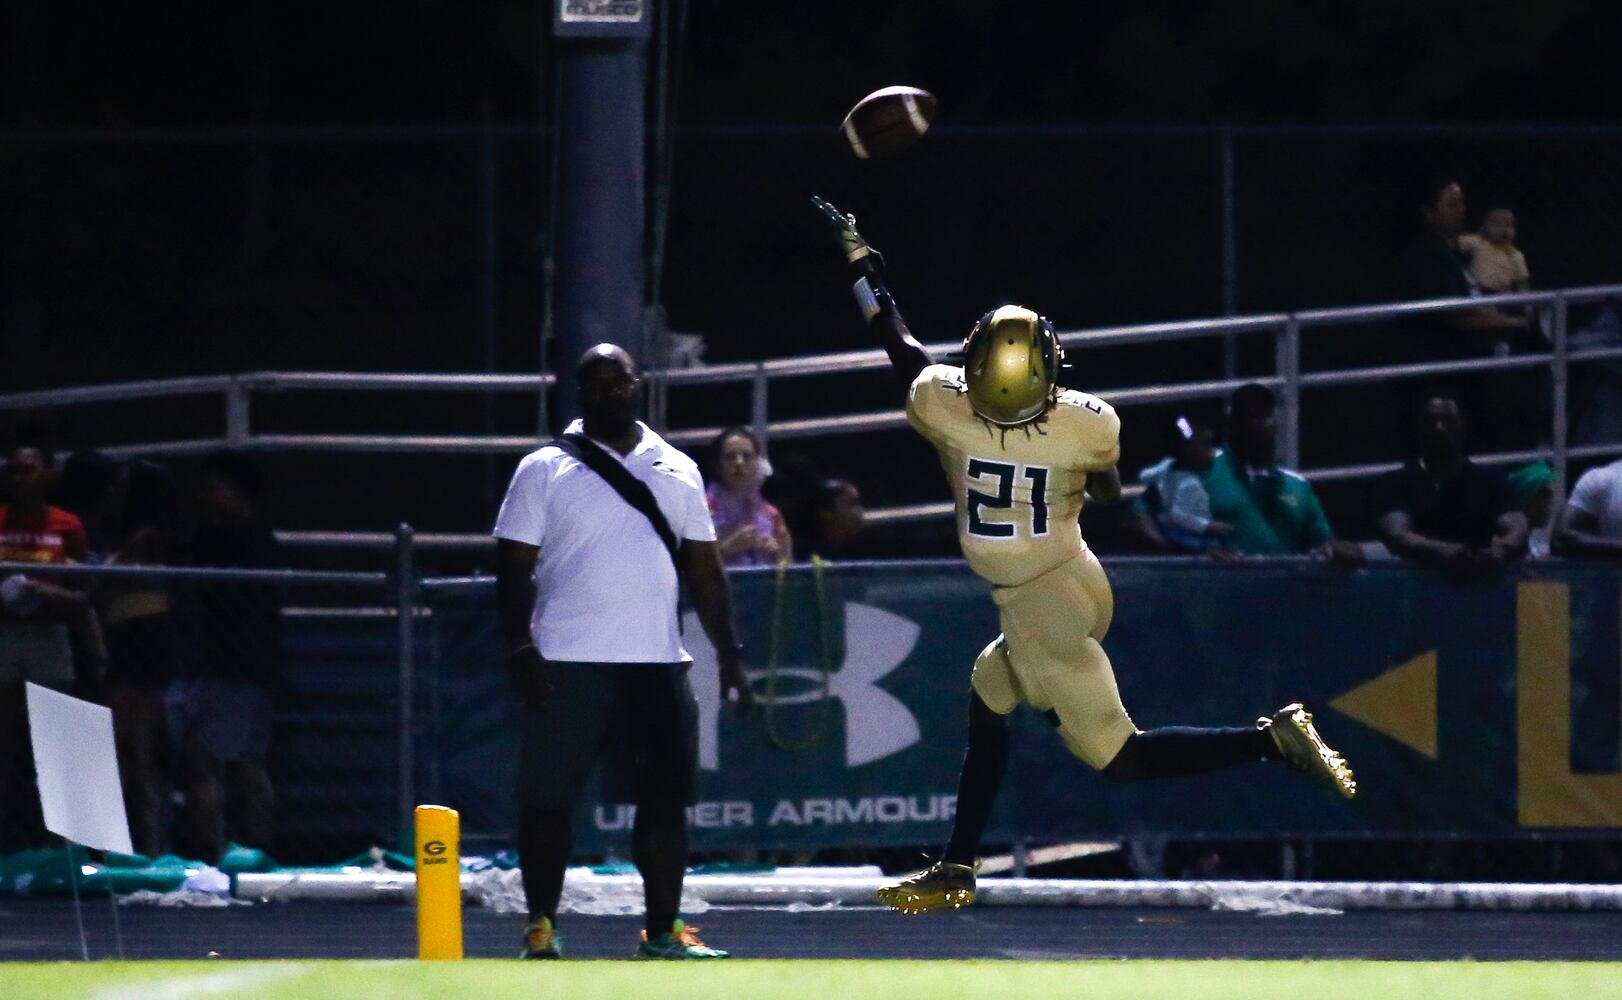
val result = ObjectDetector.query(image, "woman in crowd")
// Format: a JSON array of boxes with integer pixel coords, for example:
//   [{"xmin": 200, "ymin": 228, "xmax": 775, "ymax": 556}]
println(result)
[{"xmin": 707, "ymin": 427, "xmax": 791, "ymax": 568}]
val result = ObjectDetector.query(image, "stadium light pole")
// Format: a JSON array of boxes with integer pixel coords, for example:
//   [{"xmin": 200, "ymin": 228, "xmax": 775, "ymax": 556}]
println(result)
[{"xmin": 547, "ymin": 0, "xmax": 651, "ymax": 433}]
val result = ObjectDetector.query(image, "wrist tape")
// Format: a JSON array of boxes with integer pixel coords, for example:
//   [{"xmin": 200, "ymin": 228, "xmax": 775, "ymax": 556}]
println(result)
[{"xmin": 853, "ymin": 276, "xmax": 884, "ymax": 323}]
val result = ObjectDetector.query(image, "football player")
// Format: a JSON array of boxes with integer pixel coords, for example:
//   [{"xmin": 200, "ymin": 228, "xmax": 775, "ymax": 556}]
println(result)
[{"xmin": 811, "ymin": 196, "xmax": 1357, "ymax": 915}]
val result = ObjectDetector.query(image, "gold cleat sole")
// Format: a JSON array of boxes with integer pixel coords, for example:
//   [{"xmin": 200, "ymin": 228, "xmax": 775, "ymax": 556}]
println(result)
[
  {"xmin": 875, "ymin": 885, "xmax": 975, "ymax": 915},
  {"xmin": 875, "ymin": 861, "xmax": 978, "ymax": 915},
  {"xmin": 1264, "ymin": 702, "xmax": 1358, "ymax": 799}
]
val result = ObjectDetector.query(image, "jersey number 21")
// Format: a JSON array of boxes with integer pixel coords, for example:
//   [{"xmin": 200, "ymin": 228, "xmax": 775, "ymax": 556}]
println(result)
[{"xmin": 966, "ymin": 459, "xmax": 1049, "ymax": 538}]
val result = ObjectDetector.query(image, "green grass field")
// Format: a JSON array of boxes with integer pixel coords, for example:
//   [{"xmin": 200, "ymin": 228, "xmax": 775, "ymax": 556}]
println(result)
[{"xmin": 5, "ymin": 960, "xmax": 1622, "ymax": 1000}]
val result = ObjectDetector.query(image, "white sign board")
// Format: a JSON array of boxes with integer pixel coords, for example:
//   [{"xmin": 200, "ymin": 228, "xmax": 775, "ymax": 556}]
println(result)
[{"xmin": 26, "ymin": 683, "xmax": 133, "ymax": 855}]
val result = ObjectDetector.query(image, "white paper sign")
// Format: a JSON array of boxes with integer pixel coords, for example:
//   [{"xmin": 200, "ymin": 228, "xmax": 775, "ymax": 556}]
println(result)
[{"xmin": 26, "ymin": 682, "xmax": 133, "ymax": 855}]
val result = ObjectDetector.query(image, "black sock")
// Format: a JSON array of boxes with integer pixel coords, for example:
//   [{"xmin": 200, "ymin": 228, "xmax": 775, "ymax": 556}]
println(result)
[
  {"xmin": 1102, "ymin": 725, "xmax": 1275, "ymax": 783},
  {"xmin": 943, "ymin": 694, "xmax": 1009, "ymax": 866}
]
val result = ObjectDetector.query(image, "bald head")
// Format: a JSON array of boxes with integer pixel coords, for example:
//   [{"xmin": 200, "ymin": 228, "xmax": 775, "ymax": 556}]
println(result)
[{"xmin": 576, "ymin": 343, "xmax": 637, "ymax": 384}]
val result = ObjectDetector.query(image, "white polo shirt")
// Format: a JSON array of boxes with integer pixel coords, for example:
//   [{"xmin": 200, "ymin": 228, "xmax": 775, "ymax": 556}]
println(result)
[{"xmin": 492, "ymin": 420, "xmax": 716, "ymax": 663}]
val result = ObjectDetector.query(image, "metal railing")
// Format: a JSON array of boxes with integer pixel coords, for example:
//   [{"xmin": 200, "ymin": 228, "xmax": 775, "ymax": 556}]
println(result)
[{"xmin": 6, "ymin": 284, "xmax": 1622, "ymax": 541}]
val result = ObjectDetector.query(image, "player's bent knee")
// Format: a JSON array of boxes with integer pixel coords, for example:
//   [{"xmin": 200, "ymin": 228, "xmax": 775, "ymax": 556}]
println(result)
[
  {"xmin": 1058, "ymin": 723, "xmax": 1135, "ymax": 773},
  {"xmin": 1100, "ymin": 733, "xmax": 1149, "ymax": 782}
]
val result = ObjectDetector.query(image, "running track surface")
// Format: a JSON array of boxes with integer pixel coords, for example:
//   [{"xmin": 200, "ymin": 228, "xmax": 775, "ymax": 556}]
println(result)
[{"xmin": 3, "ymin": 901, "xmax": 1622, "ymax": 961}]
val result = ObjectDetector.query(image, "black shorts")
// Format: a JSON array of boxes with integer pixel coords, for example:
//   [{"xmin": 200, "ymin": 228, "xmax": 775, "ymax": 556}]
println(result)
[{"xmin": 516, "ymin": 662, "xmax": 698, "ymax": 812}]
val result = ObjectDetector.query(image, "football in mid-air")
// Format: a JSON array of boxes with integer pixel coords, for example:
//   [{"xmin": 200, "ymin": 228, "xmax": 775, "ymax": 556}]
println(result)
[{"xmin": 840, "ymin": 85, "xmax": 937, "ymax": 160}]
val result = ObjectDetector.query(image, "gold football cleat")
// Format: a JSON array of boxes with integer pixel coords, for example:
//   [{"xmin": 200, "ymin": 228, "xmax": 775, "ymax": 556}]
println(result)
[
  {"xmin": 1261, "ymin": 703, "xmax": 1357, "ymax": 799},
  {"xmin": 876, "ymin": 861, "xmax": 977, "ymax": 915}
]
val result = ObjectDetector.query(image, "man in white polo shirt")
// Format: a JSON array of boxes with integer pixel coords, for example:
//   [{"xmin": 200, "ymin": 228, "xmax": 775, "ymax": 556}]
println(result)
[
  {"xmin": 494, "ymin": 344, "xmax": 751, "ymax": 961},
  {"xmin": 1553, "ymin": 457, "xmax": 1622, "ymax": 559}
]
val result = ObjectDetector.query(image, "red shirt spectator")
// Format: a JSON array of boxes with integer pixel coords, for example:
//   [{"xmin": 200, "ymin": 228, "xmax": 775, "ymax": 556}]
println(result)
[
  {"xmin": 0, "ymin": 506, "xmax": 88, "ymax": 564},
  {"xmin": 1, "ymin": 445, "xmax": 99, "ymax": 852}
]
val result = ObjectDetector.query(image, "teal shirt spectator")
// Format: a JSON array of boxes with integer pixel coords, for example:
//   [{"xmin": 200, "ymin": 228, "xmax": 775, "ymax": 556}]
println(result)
[{"xmin": 1203, "ymin": 450, "xmax": 1334, "ymax": 554}]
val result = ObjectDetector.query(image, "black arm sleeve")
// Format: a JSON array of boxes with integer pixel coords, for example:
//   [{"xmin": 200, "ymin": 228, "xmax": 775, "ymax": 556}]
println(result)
[{"xmin": 848, "ymin": 260, "xmax": 933, "ymax": 390}]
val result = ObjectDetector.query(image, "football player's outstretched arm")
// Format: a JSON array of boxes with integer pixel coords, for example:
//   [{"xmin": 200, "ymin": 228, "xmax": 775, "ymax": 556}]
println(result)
[{"xmin": 812, "ymin": 196, "xmax": 933, "ymax": 389}]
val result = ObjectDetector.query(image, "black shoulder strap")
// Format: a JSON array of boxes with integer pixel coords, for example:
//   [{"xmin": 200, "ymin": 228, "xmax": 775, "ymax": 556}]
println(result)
[{"xmin": 556, "ymin": 433, "xmax": 682, "ymax": 570}]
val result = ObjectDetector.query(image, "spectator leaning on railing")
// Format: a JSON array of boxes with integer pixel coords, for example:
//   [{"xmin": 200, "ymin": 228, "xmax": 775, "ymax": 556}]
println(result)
[
  {"xmin": 1373, "ymin": 396, "xmax": 1528, "ymax": 579},
  {"xmin": 1506, "ymin": 462, "xmax": 1554, "ymax": 560},
  {"xmin": 1552, "ymin": 456, "xmax": 1622, "ymax": 560},
  {"xmin": 1135, "ymin": 416, "xmax": 1232, "ymax": 553},
  {"xmin": 1206, "ymin": 385, "xmax": 1362, "ymax": 565},
  {"xmin": 1130, "ymin": 384, "xmax": 1361, "ymax": 566}
]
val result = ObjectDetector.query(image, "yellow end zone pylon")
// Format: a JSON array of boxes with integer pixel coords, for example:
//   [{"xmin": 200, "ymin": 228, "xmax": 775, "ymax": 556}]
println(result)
[{"xmin": 415, "ymin": 804, "xmax": 463, "ymax": 960}]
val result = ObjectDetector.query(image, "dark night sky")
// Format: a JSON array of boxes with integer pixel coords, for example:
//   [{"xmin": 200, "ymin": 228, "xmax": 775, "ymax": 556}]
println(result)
[{"xmin": 6, "ymin": 3, "xmax": 1621, "ymax": 127}]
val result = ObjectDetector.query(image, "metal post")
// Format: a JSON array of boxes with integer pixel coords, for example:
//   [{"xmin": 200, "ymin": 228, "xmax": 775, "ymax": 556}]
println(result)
[
  {"xmin": 1551, "ymin": 294, "xmax": 1570, "ymax": 513},
  {"xmin": 1012, "ymin": 840, "xmax": 1029, "ymax": 878},
  {"xmin": 1280, "ymin": 840, "xmax": 1297, "ymax": 880},
  {"xmin": 550, "ymin": 28, "xmax": 650, "ymax": 428},
  {"xmin": 1219, "ymin": 129, "xmax": 1238, "ymax": 378},
  {"xmin": 650, "ymin": 369, "xmax": 667, "ymax": 433},
  {"xmin": 751, "ymin": 363, "xmax": 770, "ymax": 455},
  {"xmin": 647, "ymin": 308, "xmax": 670, "ymax": 432},
  {"xmin": 538, "ymin": 379, "xmax": 550, "ymax": 442},
  {"xmin": 480, "ymin": 129, "xmax": 500, "ymax": 513},
  {"xmin": 225, "ymin": 380, "xmax": 250, "ymax": 448},
  {"xmin": 1276, "ymin": 318, "xmax": 1302, "ymax": 469},
  {"xmin": 394, "ymin": 523, "xmax": 417, "ymax": 838}
]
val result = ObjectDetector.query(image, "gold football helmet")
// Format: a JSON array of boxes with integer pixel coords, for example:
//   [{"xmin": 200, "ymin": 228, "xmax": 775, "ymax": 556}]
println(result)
[{"xmin": 961, "ymin": 305, "xmax": 1064, "ymax": 426}]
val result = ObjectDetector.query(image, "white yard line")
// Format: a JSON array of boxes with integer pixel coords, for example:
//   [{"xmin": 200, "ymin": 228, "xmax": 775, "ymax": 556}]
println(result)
[{"xmin": 90, "ymin": 965, "xmax": 306, "ymax": 1000}]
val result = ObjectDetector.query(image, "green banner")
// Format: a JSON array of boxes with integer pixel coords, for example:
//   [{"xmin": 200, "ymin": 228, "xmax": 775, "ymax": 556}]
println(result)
[{"xmin": 424, "ymin": 560, "xmax": 1622, "ymax": 850}]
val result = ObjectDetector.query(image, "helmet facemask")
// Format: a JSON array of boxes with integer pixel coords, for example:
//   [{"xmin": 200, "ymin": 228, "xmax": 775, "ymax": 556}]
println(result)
[{"xmin": 961, "ymin": 305, "xmax": 1064, "ymax": 426}]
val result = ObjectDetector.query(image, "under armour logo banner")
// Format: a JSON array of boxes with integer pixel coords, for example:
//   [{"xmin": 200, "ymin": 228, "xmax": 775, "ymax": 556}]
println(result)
[{"xmin": 686, "ymin": 603, "xmax": 922, "ymax": 769}]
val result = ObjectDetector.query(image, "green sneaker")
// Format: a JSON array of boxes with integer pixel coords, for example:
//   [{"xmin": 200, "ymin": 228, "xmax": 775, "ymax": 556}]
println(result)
[
  {"xmin": 519, "ymin": 916, "xmax": 562, "ymax": 959},
  {"xmin": 635, "ymin": 919, "xmax": 729, "ymax": 959}
]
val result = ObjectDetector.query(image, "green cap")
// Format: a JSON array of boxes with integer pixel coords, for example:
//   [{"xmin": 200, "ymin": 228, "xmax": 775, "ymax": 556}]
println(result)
[{"xmin": 1507, "ymin": 461, "xmax": 1552, "ymax": 503}]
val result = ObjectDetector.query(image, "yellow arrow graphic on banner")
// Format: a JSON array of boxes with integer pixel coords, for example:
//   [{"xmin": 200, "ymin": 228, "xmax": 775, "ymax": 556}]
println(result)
[{"xmin": 1329, "ymin": 650, "xmax": 1438, "ymax": 758}]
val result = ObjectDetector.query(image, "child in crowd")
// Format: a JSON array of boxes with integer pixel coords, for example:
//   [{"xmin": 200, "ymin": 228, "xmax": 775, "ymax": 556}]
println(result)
[
  {"xmin": 1459, "ymin": 205, "xmax": 1530, "ymax": 294},
  {"xmin": 1136, "ymin": 417, "xmax": 1232, "ymax": 552},
  {"xmin": 1507, "ymin": 461, "xmax": 1553, "ymax": 560}
]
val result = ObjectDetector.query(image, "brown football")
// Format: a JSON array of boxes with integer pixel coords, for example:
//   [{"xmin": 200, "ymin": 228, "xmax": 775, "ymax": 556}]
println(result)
[{"xmin": 840, "ymin": 85, "xmax": 937, "ymax": 160}]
